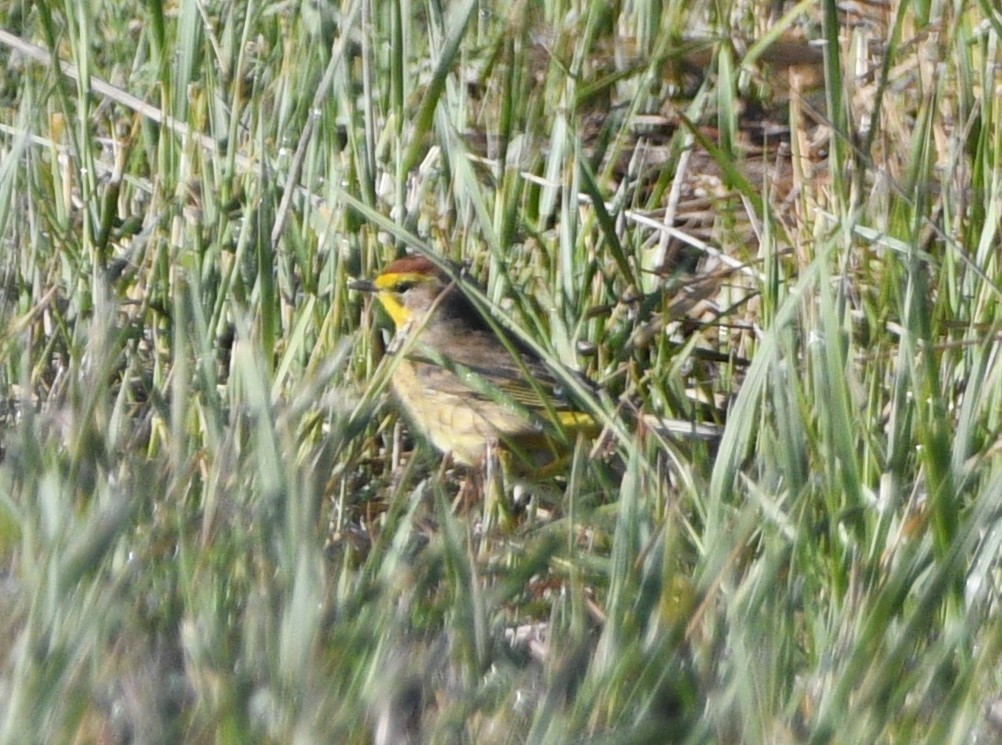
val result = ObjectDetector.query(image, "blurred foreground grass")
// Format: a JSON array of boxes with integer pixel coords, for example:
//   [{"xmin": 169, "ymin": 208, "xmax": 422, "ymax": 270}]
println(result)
[{"xmin": 2, "ymin": 0, "xmax": 1002, "ymax": 743}]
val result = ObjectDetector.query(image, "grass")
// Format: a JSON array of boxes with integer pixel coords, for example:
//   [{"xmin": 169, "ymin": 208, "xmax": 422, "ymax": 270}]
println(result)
[{"xmin": 2, "ymin": 0, "xmax": 1002, "ymax": 743}]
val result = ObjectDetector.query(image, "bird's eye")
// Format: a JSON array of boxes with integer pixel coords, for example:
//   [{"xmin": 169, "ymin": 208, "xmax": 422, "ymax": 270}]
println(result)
[{"xmin": 394, "ymin": 280, "xmax": 417, "ymax": 293}]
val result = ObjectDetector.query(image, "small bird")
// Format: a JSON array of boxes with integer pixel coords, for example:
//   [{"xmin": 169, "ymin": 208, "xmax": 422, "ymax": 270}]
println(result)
[{"xmin": 350, "ymin": 254, "xmax": 718, "ymax": 475}]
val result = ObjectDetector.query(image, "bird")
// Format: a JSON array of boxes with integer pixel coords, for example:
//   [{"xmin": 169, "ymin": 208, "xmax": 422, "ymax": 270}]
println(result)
[{"xmin": 349, "ymin": 254, "xmax": 719, "ymax": 476}]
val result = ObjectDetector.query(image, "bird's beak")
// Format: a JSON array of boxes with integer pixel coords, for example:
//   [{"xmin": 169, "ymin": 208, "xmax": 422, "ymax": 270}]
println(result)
[{"xmin": 348, "ymin": 278, "xmax": 376, "ymax": 292}]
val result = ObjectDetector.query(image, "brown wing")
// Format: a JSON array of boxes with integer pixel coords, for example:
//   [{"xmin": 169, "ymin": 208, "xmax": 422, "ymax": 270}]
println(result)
[{"xmin": 406, "ymin": 324, "xmax": 588, "ymax": 421}]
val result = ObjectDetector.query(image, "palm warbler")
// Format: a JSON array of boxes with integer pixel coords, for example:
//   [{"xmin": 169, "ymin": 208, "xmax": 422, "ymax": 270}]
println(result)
[{"xmin": 350, "ymin": 254, "xmax": 718, "ymax": 472}]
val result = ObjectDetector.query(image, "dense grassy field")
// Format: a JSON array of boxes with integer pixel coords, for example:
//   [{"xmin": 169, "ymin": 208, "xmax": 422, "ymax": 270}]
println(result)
[{"xmin": 2, "ymin": 0, "xmax": 1002, "ymax": 742}]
